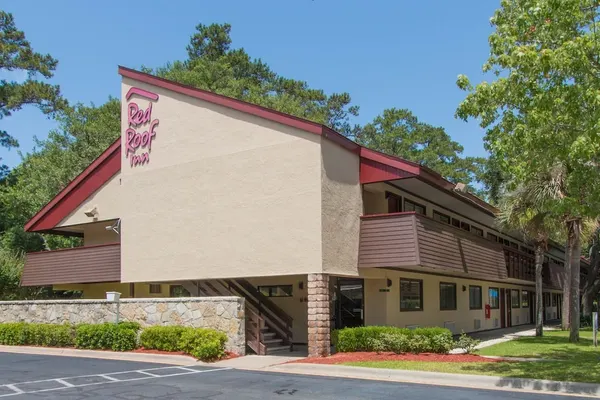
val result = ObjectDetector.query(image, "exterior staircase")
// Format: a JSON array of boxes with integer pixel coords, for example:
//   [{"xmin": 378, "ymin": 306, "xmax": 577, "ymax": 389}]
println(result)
[{"xmin": 181, "ymin": 279, "xmax": 293, "ymax": 355}]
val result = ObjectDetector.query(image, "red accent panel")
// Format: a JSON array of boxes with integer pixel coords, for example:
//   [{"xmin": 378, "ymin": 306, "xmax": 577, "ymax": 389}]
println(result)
[
  {"xmin": 360, "ymin": 157, "xmax": 416, "ymax": 184},
  {"xmin": 24, "ymin": 138, "xmax": 121, "ymax": 232}
]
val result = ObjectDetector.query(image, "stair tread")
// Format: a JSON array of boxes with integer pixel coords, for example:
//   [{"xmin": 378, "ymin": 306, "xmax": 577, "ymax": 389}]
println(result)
[
  {"xmin": 263, "ymin": 338, "xmax": 283, "ymax": 344},
  {"xmin": 266, "ymin": 345, "xmax": 291, "ymax": 353}
]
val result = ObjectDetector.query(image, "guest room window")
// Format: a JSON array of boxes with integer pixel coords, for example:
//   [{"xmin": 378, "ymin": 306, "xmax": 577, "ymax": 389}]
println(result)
[
  {"xmin": 386, "ymin": 192, "xmax": 402, "ymax": 213},
  {"xmin": 511, "ymin": 289, "xmax": 521, "ymax": 308},
  {"xmin": 439, "ymin": 282, "xmax": 457, "ymax": 310},
  {"xmin": 433, "ymin": 211, "xmax": 450, "ymax": 224},
  {"xmin": 469, "ymin": 285, "xmax": 482, "ymax": 310},
  {"xmin": 400, "ymin": 279, "xmax": 423, "ymax": 311},
  {"xmin": 404, "ymin": 199, "xmax": 426, "ymax": 215},
  {"xmin": 488, "ymin": 287, "xmax": 500, "ymax": 309},
  {"xmin": 257, "ymin": 285, "xmax": 293, "ymax": 297},
  {"xmin": 149, "ymin": 284, "xmax": 162, "ymax": 294},
  {"xmin": 522, "ymin": 291, "xmax": 529, "ymax": 307}
]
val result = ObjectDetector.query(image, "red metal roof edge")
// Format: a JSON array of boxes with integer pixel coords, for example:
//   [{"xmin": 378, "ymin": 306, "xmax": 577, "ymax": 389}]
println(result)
[{"xmin": 24, "ymin": 138, "xmax": 121, "ymax": 232}]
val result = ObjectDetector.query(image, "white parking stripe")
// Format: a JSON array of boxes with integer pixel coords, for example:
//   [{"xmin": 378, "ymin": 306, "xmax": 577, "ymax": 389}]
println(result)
[
  {"xmin": 98, "ymin": 374, "xmax": 120, "ymax": 382},
  {"xmin": 136, "ymin": 370, "xmax": 161, "ymax": 377},
  {"xmin": 3, "ymin": 386, "xmax": 22, "ymax": 395},
  {"xmin": 54, "ymin": 379, "xmax": 75, "ymax": 387},
  {"xmin": 0, "ymin": 366, "xmax": 230, "ymax": 398},
  {"xmin": 175, "ymin": 367, "xmax": 200, "ymax": 373}
]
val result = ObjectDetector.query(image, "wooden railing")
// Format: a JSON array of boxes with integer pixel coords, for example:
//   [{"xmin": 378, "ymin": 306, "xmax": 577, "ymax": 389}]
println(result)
[
  {"xmin": 221, "ymin": 279, "xmax": 293, "ymax": 351},
  {"xmin": 245, "ymin": 307, "xmax": 267, "ymax": 355}
]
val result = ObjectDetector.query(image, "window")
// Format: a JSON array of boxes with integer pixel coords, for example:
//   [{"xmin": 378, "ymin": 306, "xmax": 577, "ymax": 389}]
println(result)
[
  {"xmin": 439, "ymin": 282, "xmax": 457, "ymax": 310},
  {"xmin": 149, "ymin": 284, "xmax": 162, "ymax": 294},
  {"xmin": 471, "ymin": 226, "xmax": 484, "ymax": 237},
  {"xmin": 404, "ymin": 199, "xmax": 426, "ymax": 215},
  {"xmin": 386, "ymin": 192, "xmax": 402, "ymax": 213},
  {"xmin": 511, "ymin": 289, "xmax": 520, "ymax": 308},
  {"xmin": 433, "ymin": 211, "xmax": 450, "ymax": 224},
  {"xmin": 502, "ymin": 238, "xmax": 511, "ymax": 246},
  {"xmin": 488, "ymin": 287, "xmax": 500, "ymax": 309},
  {"xmin": 451, "ymin": 218, "xmax": 460, "ymax": 228},
  {"xmin": 552, "ymin": 293, "xmax": 557, "ymax": 307},
  {"xmin": 510, "ymin": 242, "xmax": 519, "ymax": 249},
  {"xmin": 400, "ymin": 279, "xmax": 423, "ymax": 311},
  {"xmin": 522, "ymin": 291, "xmax": 529, "ymax": 307},
  {"xmin": 469, "ymin": 285, "xmax": 482, "ymax": 310},
  {"xmin": 487, "ymin": 233, "xmax": 498, "ymax": 242},
  {"xmin": 460, "ymin": 221, "xmax": 471, "ymax": 232},
  {"xmin": 544, "ymin": 293, "xmax": 551, "ymax": 307},
  {"xmin": 257, "ymin": 285, "xmax": 293, "ymax": 297}
]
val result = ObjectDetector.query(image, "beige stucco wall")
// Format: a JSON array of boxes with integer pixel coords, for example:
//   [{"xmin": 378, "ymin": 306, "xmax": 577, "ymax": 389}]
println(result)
[
  {"xmin": 82, "ymin": 222, "xmax": 120, "ymax": 246},
  {"xmin": 57, "ymin": 173, "xmax": 121, "ymax": 228},
  {"xmin": 54, "ymin": 283, "xmax": 171, "ymax": 299},
  {"xmin": 361, "ymin": 268, "xmax": 534, "ymax": 333},
  {"xmin": 246, "ymin": 275, "xmax": 308, "ymax": 343},
  {"xmin": 120, "ymin": 78, "xmax": 323, "ymax": 282},
  {"xmin": 320, "ymin": 139, "xmax": 361, "ymax": 276}
]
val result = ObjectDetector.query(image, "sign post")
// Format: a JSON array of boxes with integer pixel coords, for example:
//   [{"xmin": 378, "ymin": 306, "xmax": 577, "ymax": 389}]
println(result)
[{"xmin": 593, "ymin": 312, "xmax": 598, "ymax": 348}]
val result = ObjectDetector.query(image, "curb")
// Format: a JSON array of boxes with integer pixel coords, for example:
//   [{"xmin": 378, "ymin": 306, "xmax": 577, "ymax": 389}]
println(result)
[
  {"xmin": 265, "ymin": 363, "xmax": 600, "ymax": 397},
  {"xmin": 0, "ymin": 345, "xmax": 200, "ymax": 366}
]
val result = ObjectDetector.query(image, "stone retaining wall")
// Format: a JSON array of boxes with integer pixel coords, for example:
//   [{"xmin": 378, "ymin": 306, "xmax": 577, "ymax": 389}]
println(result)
[{"xmin": 0, "ymin": 297, "xmax": 245, "ymax": 354}]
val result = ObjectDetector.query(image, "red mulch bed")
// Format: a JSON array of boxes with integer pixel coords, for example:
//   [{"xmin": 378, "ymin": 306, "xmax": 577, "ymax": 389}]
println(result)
[{"xmin": 291, "ymin": 352, "xmax": 500, "ymax": 364}]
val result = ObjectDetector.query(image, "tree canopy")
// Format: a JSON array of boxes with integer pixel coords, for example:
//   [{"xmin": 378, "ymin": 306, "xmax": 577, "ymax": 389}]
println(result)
[
  {"xmin": 0, "ymin": 11, "xmax": 67, "ymax": 179},
  {"xmin": 456, "ymin": 0, "xmax": 600, "ymax": 341}
]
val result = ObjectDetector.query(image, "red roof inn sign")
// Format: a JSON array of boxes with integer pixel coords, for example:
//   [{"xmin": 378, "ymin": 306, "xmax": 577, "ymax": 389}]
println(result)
[{"xmin": 125, "ymin": 87, "xmax": 159, "ymax": 167}]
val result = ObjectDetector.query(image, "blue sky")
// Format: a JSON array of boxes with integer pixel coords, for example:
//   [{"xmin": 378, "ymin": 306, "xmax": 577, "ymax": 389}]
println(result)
[{"xmin": 2, "ymin": 0, "xmax": 498, "ymax": 168}]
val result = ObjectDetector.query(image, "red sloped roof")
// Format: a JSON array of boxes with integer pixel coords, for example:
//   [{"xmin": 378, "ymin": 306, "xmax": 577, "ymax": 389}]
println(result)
[
  {"xmin": 25, "ymin": 67, "xmax": 497, "ymax": 232},
  {"xmin": 24, "ymin": 138, "xmax": 121, "ymax": 232}
]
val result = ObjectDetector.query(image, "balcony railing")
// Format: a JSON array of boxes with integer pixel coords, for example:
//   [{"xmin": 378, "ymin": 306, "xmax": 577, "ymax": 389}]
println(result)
[
  {"xmin": 21, "ymin": 243, "xmax": 121, "ymax": 286},
  {"xmin": 359, "ymin": 212, "xmax": 536, "ymax": 283}
]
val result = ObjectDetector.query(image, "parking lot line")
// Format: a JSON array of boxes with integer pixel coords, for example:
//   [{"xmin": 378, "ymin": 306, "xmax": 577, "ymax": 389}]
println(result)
[{"xmin": 0, "ymin": 366, "xmax": 231, "ymax": 397}]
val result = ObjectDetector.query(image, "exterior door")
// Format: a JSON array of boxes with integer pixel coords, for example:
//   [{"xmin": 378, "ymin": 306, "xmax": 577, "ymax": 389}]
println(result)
[
  {"xmin": 500, "ymin": 289, "xmax": 506, "ymax": 328},
  {"xmin": 506, "ymin": 289, "xmax": 513, "ymax": 327},
  {"xmin": 529, "ymin": 291, "xmax": 535, "ymax": 324},
  {"xmin": 334, "ymin": 278, "xmax": 364, "ymax": 329}
]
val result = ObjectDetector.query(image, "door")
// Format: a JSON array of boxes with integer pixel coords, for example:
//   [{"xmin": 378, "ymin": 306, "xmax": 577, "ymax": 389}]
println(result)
[
  {"xmin": 506, "ymin": 289, "xmax": 513, "ymax": 327},
  {"xmin": 529, "ymin": 291, "xmax": 535, "ymax": 324},
  {"xmin": 334, "ymin": 278, "xmax": 364, "ymax": 329},
  {"xmin": 500, "ymin": 289, "xmax": 506, "ymax": 328}
]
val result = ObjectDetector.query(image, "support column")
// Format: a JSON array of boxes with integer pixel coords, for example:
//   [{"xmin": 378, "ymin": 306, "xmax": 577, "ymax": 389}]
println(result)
[{"xmin": 307, "ymin": 273, "xmax": 330, "ymax": 357}]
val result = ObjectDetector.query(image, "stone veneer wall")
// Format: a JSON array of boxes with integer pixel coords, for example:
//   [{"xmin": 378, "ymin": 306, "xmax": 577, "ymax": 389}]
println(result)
[
  {"xmin": 307, "ymin": 273, "xmax": 330, "ymax": 357},
  {"xmin": 0, "ymin": 297, "xmax": 245, "ymax": 355}
]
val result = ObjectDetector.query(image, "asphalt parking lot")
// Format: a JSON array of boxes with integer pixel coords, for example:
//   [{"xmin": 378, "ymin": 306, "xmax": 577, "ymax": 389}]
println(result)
[{"xmin": 0, "ymin": 353, "xmax": 593, "ymax": 399}]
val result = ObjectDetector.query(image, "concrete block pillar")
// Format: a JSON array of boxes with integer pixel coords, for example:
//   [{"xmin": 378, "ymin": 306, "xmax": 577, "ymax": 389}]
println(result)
[{"xmin": 307, "ymin": 273, "xmax": 330, "ymax": 357}]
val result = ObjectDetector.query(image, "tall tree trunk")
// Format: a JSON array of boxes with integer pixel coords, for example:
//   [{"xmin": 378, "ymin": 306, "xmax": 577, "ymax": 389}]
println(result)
[
  {"xmin": 562, "ymin": 241, "xmax": 572, "ymax": 330},
  {"xmin": 534, "ymin": 241, "xmax": 544, "ymax": 337},
  {"xmin": 568, "ymin": 218, "xmax": 582, "ymax": 343}
]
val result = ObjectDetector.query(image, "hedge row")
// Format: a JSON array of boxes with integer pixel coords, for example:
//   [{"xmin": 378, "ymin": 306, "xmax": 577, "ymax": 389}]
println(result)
[
  {"xmin": 0, "ymin": 322, "xmax": 227, "ymax": 361},
  {"xmin": 333, "ymin": 326, "xmax": 454, "ymax": 354},
  {"xmin": 140, "ymin": 326, "xmax": 228, "ymax": 361}
]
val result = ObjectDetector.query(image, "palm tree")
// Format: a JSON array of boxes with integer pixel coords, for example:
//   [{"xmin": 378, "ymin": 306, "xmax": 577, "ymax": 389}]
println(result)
[{"xmin": 498, "ymin": 184, "xmax": 557, "ymax": 337}]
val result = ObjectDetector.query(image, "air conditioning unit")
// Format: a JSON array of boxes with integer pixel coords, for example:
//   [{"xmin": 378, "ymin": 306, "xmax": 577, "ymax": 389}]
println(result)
[
  {"xmin": 443, "ymin": 321, "xmax": 457, "ymax": 334},
  {"xmin": 473, "ymin": 319, "xmax": 481, "ymax": 330},
  {"xmin": 494, "ymin": 318, "xmax": 499, "ymax": 328},
  {"xmin": 406, "ymin": 324, "xmax": 420, "ymax": 330}
]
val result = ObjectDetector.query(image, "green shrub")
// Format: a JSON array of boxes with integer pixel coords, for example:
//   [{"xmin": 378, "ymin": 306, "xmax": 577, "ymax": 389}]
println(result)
[
  {"xmin": 75, "ymin": 323, "xmax": 139, "ymax": 352},
  {"xmin": 25, "ymin": 323, "xmax": 74, "ymax": 347},
  {"xmin": 0, "ymin": 323, "xmax": 28, "ymax": 345},
  {"xmin": 0, "ymin": 323, "xmax": 74, "ymax": 347},
  {"xmin": 333, "ymin": 326, "xmax": 453, "ymax": 354},
  {"xmin": 455, "ymin": 332, "xmax": 480, "ymax": 354},
  {"xmin": 140, "ymin": 326, "xmax": 187, "ymax": 352},
  {"xmin": 177, "ymin": 328, "xmax": 227, "ymax": 361}
]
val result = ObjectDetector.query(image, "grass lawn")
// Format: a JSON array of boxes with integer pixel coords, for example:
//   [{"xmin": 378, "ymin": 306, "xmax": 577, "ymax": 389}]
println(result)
[{"xmin": 344, "ymin": 330, "xmax": 600, "ymax": 384}]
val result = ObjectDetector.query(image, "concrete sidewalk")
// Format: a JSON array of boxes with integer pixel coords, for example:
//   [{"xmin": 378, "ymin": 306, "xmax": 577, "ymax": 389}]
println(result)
[
  {"xmin": 266, "ymin": 363, "xmax": 600, "ymax": 397},
  {"xmin": 450, "ymin": 324, "xmax": 558, "ymax": 354}
]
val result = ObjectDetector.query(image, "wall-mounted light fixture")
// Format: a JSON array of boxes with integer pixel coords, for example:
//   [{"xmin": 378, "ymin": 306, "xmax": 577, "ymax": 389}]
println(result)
[
  {"xmin": 462, "ymin": 285, "xmax": 467, "ymax": 292},
  {"xmin": 299, "ymin": 281, "xmax": 304, "ymax": 290},
  {"xmin": 84, "ymin": 206, "xmax": 98, "ymax": 218},
  {"xmin": 387, "ymin": 278, "xmax": 392, "ymax": 288}
]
